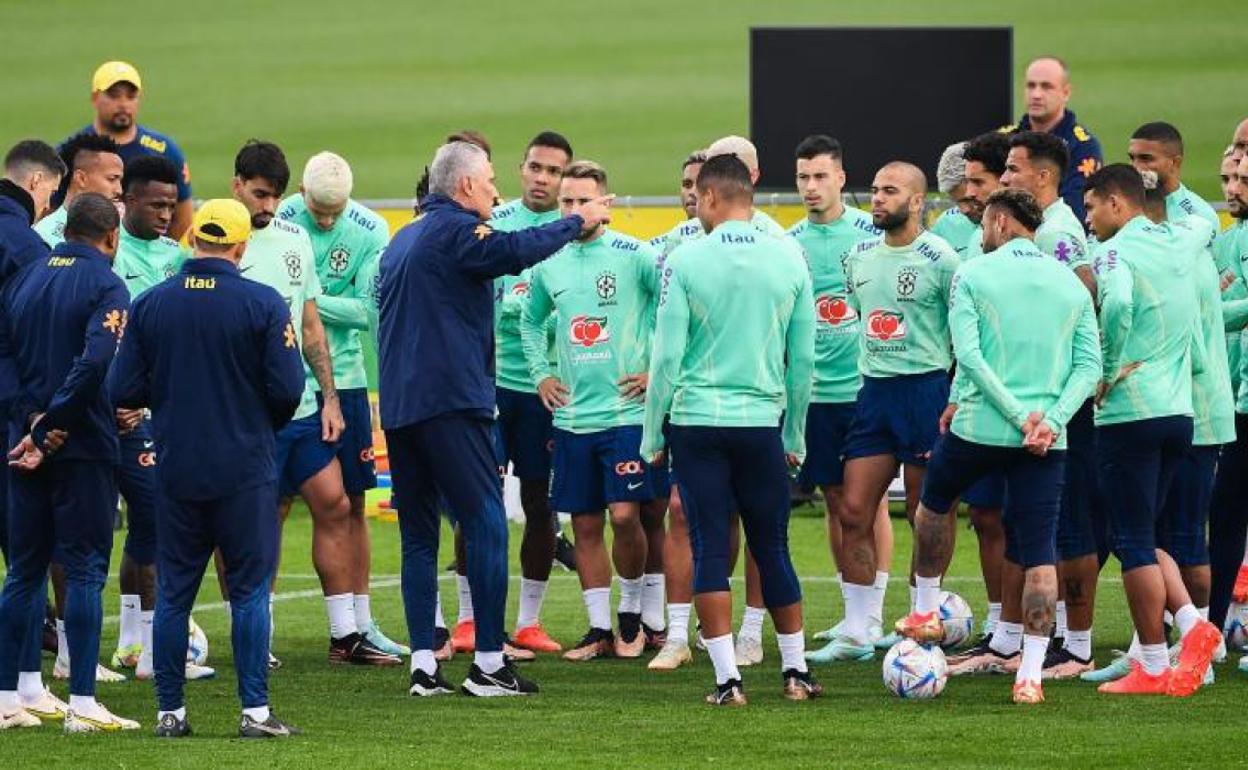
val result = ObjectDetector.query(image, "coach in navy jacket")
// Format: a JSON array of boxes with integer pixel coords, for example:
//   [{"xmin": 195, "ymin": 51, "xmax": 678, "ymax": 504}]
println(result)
[
  {"xmin": 377, "ymin": 140, "xmax": 608, "ymax": 695},
  {"xmin": 108, "ymin": 198, "xmax": 304, "ymax": 735},
  {"xmin": 0, "ymin": 194, "xmax": 131, "ymax": 723}
]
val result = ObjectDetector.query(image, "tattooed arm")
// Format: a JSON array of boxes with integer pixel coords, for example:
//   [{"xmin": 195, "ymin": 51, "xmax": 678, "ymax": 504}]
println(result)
[{"xmin": 301, "ymin": 298, "xmax": 344, "ymax": 442}]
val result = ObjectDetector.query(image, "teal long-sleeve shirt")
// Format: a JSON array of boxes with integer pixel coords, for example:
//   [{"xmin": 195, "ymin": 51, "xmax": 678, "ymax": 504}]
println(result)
[{"xmin": 641, "ymin": 219, "xmax": 814, "ymax": 462}]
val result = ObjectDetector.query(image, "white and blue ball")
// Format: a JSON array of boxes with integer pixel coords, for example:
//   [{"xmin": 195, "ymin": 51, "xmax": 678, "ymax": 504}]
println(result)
[
  {"xmin": 938, "ymin": 591, "xmax": 974, "ymax": 649},
  {"xmin": 883, "ymin": 639, "xmax": 948, "ymax": 699},
  {"xmin": 187, "ymin": 617, "xmax": 209, "ymax": 665}
]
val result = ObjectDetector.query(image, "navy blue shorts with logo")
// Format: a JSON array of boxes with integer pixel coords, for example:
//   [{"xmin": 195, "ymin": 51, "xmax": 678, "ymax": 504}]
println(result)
[
  {"xmin": 797, "ymin": 402, "xmax": 856, "ymax": 488},
  {"xmin": 921, "ymin": 432, "xmax": 1065, "ymax": 569},
  {"xmin": 550, "ymin": 425, "xmax": 661, "ymax": 514},
  {"xmin": 495, "ymin": 386, "xmax": 554, "ymax": 482},
  {"xmin": 118, "ymin": 419, "xmax": 159, "ymax": 564},
  {"xmin": 277, "ymin": 389, "xmax": 378, "ymax": 497},
  {"xmin": 842, "ymin": 370, "xmax": 949, "ymax": 466}
]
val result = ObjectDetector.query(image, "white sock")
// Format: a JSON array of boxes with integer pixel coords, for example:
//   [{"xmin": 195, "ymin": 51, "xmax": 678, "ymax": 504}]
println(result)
[
  {"xmin": 55, "ymin": 620, "xmax": 68, "ymax": 668},
  {"xmin": 1163, "ymin": 609, "xmax": 1174, "ymax": 627},
  {"xmin": 989, "ymin": 621, "xmax": 1023, "ymax": 656},
  {"xmin": 1198, "ymin": 606, "xmax": 1210, "ymax": 621},
  {"xmin": 516, "ymin": 578, "xmax": 548, "ymax": 629},
  {"xmin": 456, "ymin": 575, "xmax": 474, "ymax": 622},
  {"xmin": 69, "ymin": 695, "xmax": 98, "ymax": 714},
  {"xmin": 325, "ymin": 593, "xmax": 357, "ymax": 639},
  {"xmin": 1055, "ymin": 600, "xmax": 1068, "ymax": 638},
  {"xmin": 475, "ymin": 651, "xmax": 504, "ymax": 674},
  {"xmin": 434, "ymin": 590, "xmax": 446, "ymax": 630},
  {"xmin": 1242, "ymin": 542, "xmax": 1248, "ymax": 568},
  {"xmin": 777, "ymin": 631, "xmax": 807, "ymax": 673},
  {"xmin": 1174, "ymin": 603, "xmax": 1201, "ymax": 638},
  {"xmin": 158, "ymin": 707, "xmax": 187, "ymax": 722},
  {"xmin": 641, "ymin": 574, "xmax": 666, "ymax": 630},
  {"xmin": 914, "ymin": 575, "xmax": 941, "ymax": 614},
  {"xmin": 137, "ymin": 611, "xmax": 154, "ymax": 675},
  {"xmin": 739, "ymin": 605, "xmax": 765, "ymax": 642},
  {"xmin": 0, "ymin": 691, "xmax": 18, "ymax": 711},
  {"xmin": 986, "ymin": 602, "xmax": 1002, "ymax": 633},
  {"xmin": 667, "ymin": 603, "xmax": 691, "ymax": 644},
  {"xmin": 705, "ymin": 633, "xmax": 741, "ymax": 684},
  {"xmin": 1140, "ymin": 642, "xmax": 1169, "ymax": 675},
  {"xmin": 583, "ymin": 587, "xmax": 612, "ymax": 630},
  {"xmin": 1064, "ymin": 628, "xmax": 1092, "ymax": 660},
  {"xmin": 353, "ymin": 593, "xmax": 373, "ymax": 631},
  {"xmin": 17, "ymin": 671, "xmax": 42, "ymax": 701},
  {"xmin": 242, "ymin": 705, "xmax": 270, "ymax": 723},
  {"xmin": 842, "ymin": 583, "xmax": 874, "ymax": 644},
  {"xmin": 870, "ymin": 571, "xmax": 889, "ymax": 626},
  {"xmin": 410, "ymin": 649, "xmax": 436, "ymax": 675},
  {"xmin": 908, "ymin": 583, "xmax": 917, "ymax": 612},
  {"xmin": 118, "ymin": 595, "xmax": 141, "ymax": 649},
  {"xmin": 617, "ymin": 576, "xmax": 643, "ymax": 615},
  {"xmin": 1018, "ymin": 634, "xmax": 1048, "ymax": 682},
  {"xmin": 1128, "ymin": 632, "xmax": 1142, "ymax": 660}
]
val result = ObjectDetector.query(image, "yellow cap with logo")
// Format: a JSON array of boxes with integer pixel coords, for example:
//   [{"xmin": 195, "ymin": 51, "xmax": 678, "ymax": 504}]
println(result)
[
  {"xmin": 192, "ymin": 199, "xmax": 251, "ymax": 245},
  {"xmin": 92, "ymin": 61, "xmax": 142, "ymax": 93}
]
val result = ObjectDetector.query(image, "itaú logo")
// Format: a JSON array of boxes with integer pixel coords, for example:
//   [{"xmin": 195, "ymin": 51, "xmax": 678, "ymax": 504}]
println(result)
[
  {"xmin": 815, "ymin": 294, "xmax": 857, "ymax": 325},
  {"xmin": 569, "ymin": 315, "xmax": 609, "ymax": 347}
]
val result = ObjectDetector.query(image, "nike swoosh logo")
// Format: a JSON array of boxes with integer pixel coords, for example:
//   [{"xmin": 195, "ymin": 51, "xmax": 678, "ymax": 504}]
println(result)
[
  {"xmin": 853, "ymin": 280, "xmax": 871, "ymax": 288},
  {"xmin": 627, "ymin": 481, "xmax": 644, "ymax": 490},
  {"xmin": 552, "ymin": 289, "xmax": 567, "ymax": 298},
  {"xmin": 240, "ymin": 266, "xmax": 253, "ymax": 273},
  {"xmin": 143, "ymin": 441, "xmax": 153, "ymax": 448},
  {"xmin": 479, "ymin": 671, "xmax": 516, "ymax": 690},
  {"xmin": 124, "ymin": 273, "xmax": 142, "ymax": 280}
]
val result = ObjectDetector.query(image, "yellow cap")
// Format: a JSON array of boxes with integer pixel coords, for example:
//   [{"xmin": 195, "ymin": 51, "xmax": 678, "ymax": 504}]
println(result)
[
  {"xmin": 192, "ymin": 199, "xmax": 251, "ymax": 245},
  {"xmin": 92, "ymin": 61, "xmax": 142, "ymax": 92}
]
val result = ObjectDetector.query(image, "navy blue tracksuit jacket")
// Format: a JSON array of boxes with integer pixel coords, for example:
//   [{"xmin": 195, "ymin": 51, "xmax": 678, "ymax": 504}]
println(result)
[
  {"xmin": 377, "ymin": 194, "xmax": 583, "ymax": 430},
  {"xmin": 108, "ymin": 257, "xmax": 305, "ymax": 501}
]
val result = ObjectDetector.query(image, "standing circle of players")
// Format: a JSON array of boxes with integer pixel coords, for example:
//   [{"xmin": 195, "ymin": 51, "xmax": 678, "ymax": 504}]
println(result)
[{"xmin": 4, "ymin": 52, "xmax": 1248, "ymax": 733}]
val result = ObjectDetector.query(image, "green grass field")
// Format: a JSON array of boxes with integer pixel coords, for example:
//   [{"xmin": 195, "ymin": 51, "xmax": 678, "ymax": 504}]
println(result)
[
  {"xmin": 2, "ymin": 503, "xmax": 1244, "ymax": 768},
  {"xmin": 1, "ymin": 1, "xmax": 1240, "ymax": 201}
]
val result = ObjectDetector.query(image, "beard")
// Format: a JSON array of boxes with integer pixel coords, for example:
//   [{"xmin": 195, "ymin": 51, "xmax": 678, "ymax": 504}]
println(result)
[
  {"xmin": 251, "ymin": 212, "xmax": 273, "ymax": 229},
  {"xmin": 106, "ymin": 112, "xmax": 133, "ymax": 132},
  {"xmin": 873, "ymin": 208, "xmax": 910, "ymax": 232}
]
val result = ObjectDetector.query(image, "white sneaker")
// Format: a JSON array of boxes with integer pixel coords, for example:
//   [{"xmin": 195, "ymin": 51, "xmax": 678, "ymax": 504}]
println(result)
[
  {"xmin": 21, "ymin": 688, "xmax": 68, "ymax": 721},
  {"xmin": 64, "ymin": 703, "xmax": 140, "ymax": 733},
  {"xmin": 734, "ymin": 635, "xmax": 764, "ymax": 667},
  {"xmin": 648, "ymin": 640, "xmax": 693, "ymax": 671},
  {"xmin": 0, "ymin": 707, "xmax": 41, "ymax": 729},
  {"xmin": 53, "ymin": 660, "xmax": 127, "ymax": 683},
  {"xmin": 135, "ymin": 662, "xmax": 217, "ymax": 681}
]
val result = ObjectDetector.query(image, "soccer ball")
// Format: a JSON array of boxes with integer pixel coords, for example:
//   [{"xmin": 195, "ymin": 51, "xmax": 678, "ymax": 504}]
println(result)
[
  {"xmin": 187, "ymin": 617, "xmax": 209, "ymax": 665},
  {"xmin": 1224, "ymin": 602, "xmax": 1248, "ymax": 651},
  {"xmin": 938, "ymin": 591, "xmax": 974, "ymax": 649},
  {"xmin": 882, "ymin": 639, "xmax": 948, "ymax": 699}
]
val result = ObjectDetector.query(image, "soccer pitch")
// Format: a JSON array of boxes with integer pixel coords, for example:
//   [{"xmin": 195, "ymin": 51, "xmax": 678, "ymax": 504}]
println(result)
[
  {"xmin": 1, "ymin": 0, "xmax": 1239, "ymax": 202},
  {"xmin": 2, "ymin": 505, "xmax": 1244, "ymax": 768}
]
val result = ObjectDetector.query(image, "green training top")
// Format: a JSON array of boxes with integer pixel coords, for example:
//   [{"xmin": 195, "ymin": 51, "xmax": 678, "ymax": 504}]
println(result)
[
  {"xmin": 239, "ymin": 218, "xmax": 322, "ymax": 420},
  {"xmin": 657, "ymin": 208, "xmax": 788, "ymax": 257},
  {"xmin": 1169, "ymin": 218, "xmax": 1235, "ymax": 444},
  {"xmin": 1214, "ymin": 222, "xmax": 1248, "ymax": 399},
  {"xmin": 113, "ymin": 224, "xmax": 189, "ymax": 298},
  {"xmin": 843, "ymin": 230, "xmax": 960, "ymax": 377},
  {"xmin": 641, "ymin": 219, "xmax": 814, "ymax": 460},
  {"xmin": 1166, "ymin": 183, "xmax": 1221, "ymax": 232},
  {"xmin": 278, "ymin": 194, "xmax": 388, "ymax": 391},
  {"xmin": 929, "ymin": 207, "xmax": 977, "ymax": 257},
  {"xmin": 1093, "ymin": 216, "xmax": 1204, "ymax": 426},
  {"xmin": 490, "ymin": 199, "xmax": 561, "ymax": 394},
  {"xmin": 520, "ymin": 229, "xmax": 659, "ymax": 433},
  {"xmin": 33, "ymin": 206, "xmax": 68, "ymax": 248},
  {"xmin": 948, "ymin": 237, "xmax": 1101, "ymax": 449},
  {"xmin": 1035, "ymin": 198, "xmax": 1091, "ymax": 271},
  {"xmin": 787, "ymin": 207, "xmax": 880, "ymax": 403}
]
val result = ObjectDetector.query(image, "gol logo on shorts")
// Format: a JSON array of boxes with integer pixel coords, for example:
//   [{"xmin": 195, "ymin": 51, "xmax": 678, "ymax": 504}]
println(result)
[
  {"xmin": 138, "ymin": 451, "xmax": 156, "ymax": 467},
  {"xmin": 359, "ymin": 447, "xmax": 375, "ymax": 463},
  {"xmin": 614, "ymin": 461, "xmax": 643, "ymax": 475}
]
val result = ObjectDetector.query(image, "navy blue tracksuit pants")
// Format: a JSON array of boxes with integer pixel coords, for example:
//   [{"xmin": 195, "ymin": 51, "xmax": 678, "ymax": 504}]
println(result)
[
  {"xmin": 386, "ymin": 411, "xmax": 508, "ymax": 655},
  {"xmin": 153, "ymin": 482, "xmax": 278, "ymax": 711},
  {"xmin": 0, "ymin": 461, "xmax": 115, "ymax": 697},
  {"xmin": 1209, "ymin": 415, "xmax": 1248, "ymax": 629},
  {"xmin": 669, "ymin": 425, "xmax": 801, "ymax": 609}
]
